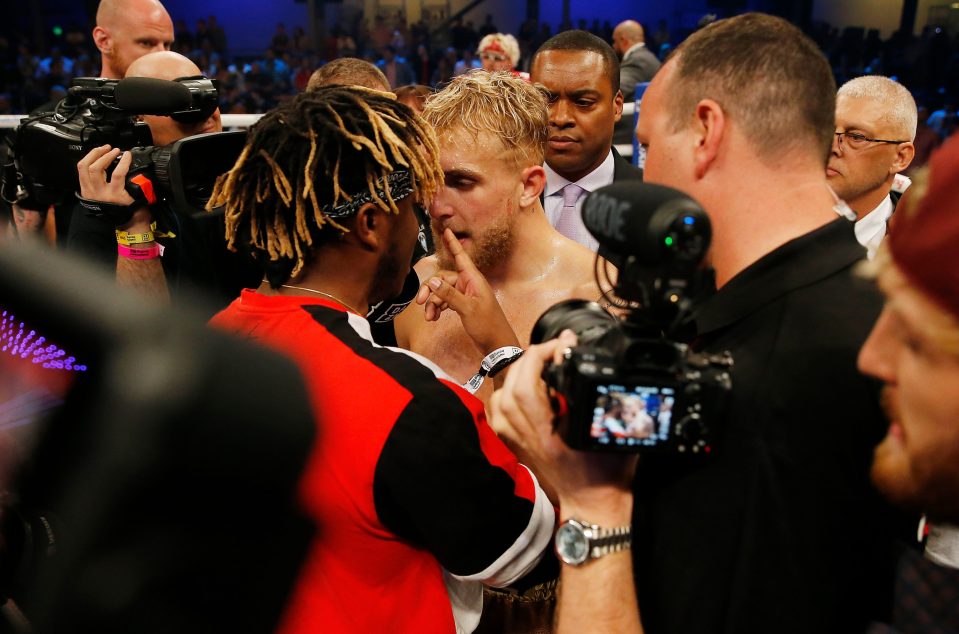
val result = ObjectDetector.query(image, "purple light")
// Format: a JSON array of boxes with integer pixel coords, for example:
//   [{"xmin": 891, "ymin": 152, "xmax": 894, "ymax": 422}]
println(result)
[{"xmin": 0, "ymin": 306, "xmax": 87, "ymax": 373}]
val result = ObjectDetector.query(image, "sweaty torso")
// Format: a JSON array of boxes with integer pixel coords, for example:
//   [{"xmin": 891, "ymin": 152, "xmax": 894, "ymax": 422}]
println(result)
[{"xmin": 396, "ymin": 238, "xmax": 606, "ymax": 404}]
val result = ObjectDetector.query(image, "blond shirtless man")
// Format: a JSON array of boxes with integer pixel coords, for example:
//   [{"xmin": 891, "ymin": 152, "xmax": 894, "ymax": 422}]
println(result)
[{"xmin": 395, "ymin": 72, "xmax": 607, "ymax": 403}]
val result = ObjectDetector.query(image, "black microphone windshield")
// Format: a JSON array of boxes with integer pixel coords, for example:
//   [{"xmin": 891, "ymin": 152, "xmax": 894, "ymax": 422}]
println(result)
[
  {"xmin": 114, "ymin": 77, "xmax": 193, "ymax": 114},
  {"xmin": 581, "ymin": 182, "xmax": 711, "ymax": 267}
]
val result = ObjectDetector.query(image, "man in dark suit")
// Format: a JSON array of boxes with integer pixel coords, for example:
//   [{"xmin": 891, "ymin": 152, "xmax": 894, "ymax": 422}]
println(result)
[
  {"xmin": 612, "ymin": 20, "xmax": 663, "ymax": 147},
  {"xmin": 530, "ymin": 30, "xmax": 643, "ymax": 252},
  {"xmin": 613, "ymin": 20, "xmax": 662, "ymax": 101}
]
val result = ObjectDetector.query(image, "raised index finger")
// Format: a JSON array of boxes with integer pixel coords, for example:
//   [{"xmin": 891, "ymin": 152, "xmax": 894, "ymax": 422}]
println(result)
[{"xmin": 442, "ymin": 228, "xmax": 481, "ymax": 276}]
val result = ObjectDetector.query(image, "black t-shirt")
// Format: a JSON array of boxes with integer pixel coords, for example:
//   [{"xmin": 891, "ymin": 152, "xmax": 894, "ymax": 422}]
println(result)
[
  {"xmin": 367, "ymin": 201, "xmax": 433, "ymax": 346},
  {"xmin": 633, "ymin": 219, "xmax": 913, "ymax": 634}
]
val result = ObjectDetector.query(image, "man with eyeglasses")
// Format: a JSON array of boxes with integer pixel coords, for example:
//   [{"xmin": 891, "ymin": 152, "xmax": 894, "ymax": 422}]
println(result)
[{"xmin": 828, "ymin": 76, "xmax": 917, "ymax": 259}]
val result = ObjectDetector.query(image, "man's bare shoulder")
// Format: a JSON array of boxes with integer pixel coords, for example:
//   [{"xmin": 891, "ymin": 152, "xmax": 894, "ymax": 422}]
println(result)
[
  {"xmin": 413, "ymin": 254, "xmax": 440, "ymax": 280},
  {"xmin": 543, "ymin": 234, "xmax": 614, "ymax": 299}
]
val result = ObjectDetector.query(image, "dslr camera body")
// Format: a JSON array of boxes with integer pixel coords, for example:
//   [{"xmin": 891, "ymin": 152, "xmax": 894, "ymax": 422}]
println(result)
[{"xmin": 533, "ymin": 182, "xmax": 732, "ymax": 454}]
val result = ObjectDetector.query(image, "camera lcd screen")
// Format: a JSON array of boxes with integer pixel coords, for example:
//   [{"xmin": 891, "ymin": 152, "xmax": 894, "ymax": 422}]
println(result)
[{"xmin": 589, "ymin": 383, "xmax": 675, "ymax": 448}]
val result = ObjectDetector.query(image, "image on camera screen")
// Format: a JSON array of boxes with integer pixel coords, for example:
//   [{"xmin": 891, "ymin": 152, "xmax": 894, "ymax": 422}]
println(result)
[{"xmin": 590, "ymin": 384, "xmax": 675, "ymax": 447}]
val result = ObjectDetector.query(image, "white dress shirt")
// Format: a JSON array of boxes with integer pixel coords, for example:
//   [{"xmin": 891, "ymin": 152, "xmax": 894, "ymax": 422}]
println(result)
[
  {"xmin": 855, "ymin": 195, "xmax": 895, "ymax": 260},
  {"xmin": 832, "ymin": 173, "xmax": 911, "ymax": 260},
  {"xmin": 544, "ymin": 149, "xmax": 616, "ymax": 252}
]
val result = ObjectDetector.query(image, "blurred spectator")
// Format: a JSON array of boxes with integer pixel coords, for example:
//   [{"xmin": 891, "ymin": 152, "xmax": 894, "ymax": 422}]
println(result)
[
  {"xmin": 292, "ymin": 26, "xmax": 311, "ymax": 54},
  {"xmin": 928, "ymin": 100, "xmax": 957, "ymax": 140},
  {"xmin": 291, "ymin": 56, "xmax": 313, "ymax": 92},
  {"xmin": 37, "ymin": 48, "xmax": 74, "ymax": 78},
  {"xmin": 652, "ymin": 18, "xmax": 671, "ymax": 52},
  {"xmin": 612, "ymin": 20, "xmax": 662, "ymax": 97},
  {"xmin": 442, "ymin": 46, "xmax": 458, "ymax": 71},
  {"xmin": 601, "ymin": 20, "xmax": 614, "ymax": 41},
  {"xmin": 208, "ymin": 15, "xmax": 228, "ymax": 57},
  {"xmin": 412, "ymin": 44, "xmax": 431, "ymax": 85},
  {"xmin": 908, "ymin": 105, "xmax": 942, "ymax": 173},
  {"xmin": 6, "ymin": 8, "xmax": 957, "ymax": 130},
  {"xmin": 453, "ymin": 49, "xmax": 481, "ymax": 76},
  {"xmin": 174, "ymin": 19, "xmax": 193, "ymax": 50},
  {"xmin": 478, "ymin": 14, "xmax": 498, "ymax": 38},
  {"xmin": 63, "ymin": 25, "xmax": 90, "ymax": 58},
  {"xmin": 409, "ymin": 20, "xmax": 428, "ymax": 51},
  {"xmin": 370, "ymin": 15, "xmax": 392, "ymax": 52},
  {"xmin": 262, "ymin": 49, "xmax": 289, "ymax": 87},
  {"xmin": 195, "ymin": 18, "xmax": 209, "ymax": 48},
  {"xmin": 73, "ymin": 53, "xmax": 94, "ymax": 78},
  {"xmin": 390, "ymin": 25, "xmax": 406, "ymax": 53},
  {"xmin": 477, "ymin": 33, "xmax": 524, "ymax": 78},
  {"xmin": 271, "ymin": 23, "xmax": 290, "ymax": 54},
  {"xmin": 329, "ymin": 25, "xmax": 357, "ymax": 59},
  {"xmin": 450, "ymin": 18, "xmax": 472, "ymax": 51},
  {"xmin": 376, "ymin": 46, "xmax": 415, "ymax": 89},
  {"xmin": 430, "ymin": 56, "xmax": 453, "ymax": 88}
]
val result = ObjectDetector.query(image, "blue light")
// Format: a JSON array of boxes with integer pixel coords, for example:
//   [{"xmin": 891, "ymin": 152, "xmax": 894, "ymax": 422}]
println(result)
[{"xmin": 683, "ymin": 216, "xmax": 695, "ymax": 225}]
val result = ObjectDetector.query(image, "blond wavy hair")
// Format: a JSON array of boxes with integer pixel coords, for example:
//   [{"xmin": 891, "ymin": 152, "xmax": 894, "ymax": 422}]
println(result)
[{"xmin": 422, "ymin": 70, "xmax": 548, "ymax": 168}]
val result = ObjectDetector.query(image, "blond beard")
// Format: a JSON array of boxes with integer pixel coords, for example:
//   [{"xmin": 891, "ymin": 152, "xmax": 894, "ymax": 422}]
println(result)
[{"xmin": 434, "ymin": 213, "xmax": 514, "ymax": 273}]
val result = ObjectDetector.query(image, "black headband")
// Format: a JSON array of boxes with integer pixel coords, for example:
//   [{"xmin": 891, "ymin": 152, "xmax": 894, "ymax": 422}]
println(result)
[{"xmin": 322, "ymin": 170, "xmax": 414, "ymax": 218}]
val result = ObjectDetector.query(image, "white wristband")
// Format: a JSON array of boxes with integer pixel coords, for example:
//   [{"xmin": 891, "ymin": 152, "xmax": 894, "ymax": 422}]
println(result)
[{"xmin": 463, "ymin": 346, "xmax": 524, "ymax": 394}]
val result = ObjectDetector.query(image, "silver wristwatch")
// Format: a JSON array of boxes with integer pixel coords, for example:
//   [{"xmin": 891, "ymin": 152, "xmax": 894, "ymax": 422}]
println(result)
[{"xmin": 554, "ymin": 518, "xmax": 632, "ymax": 566}]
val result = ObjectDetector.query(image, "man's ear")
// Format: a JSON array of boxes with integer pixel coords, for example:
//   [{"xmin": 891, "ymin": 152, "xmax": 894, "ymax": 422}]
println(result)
[
  {"xmin": 891, "ymin": 141, "xmax": 916, "ymax": 174},
  {"xmin": 613, "ymin": 89, "xmax": 624, "ymax": 124},
  {"xmin": 92, "ymin": 26, "xmax": 111, "ymax": 55},
  {"xmin": 351, "ymin": 202, "xmax": 388, "ymax": 252},
  {"xmin": 519, "ymin": 165, "xmax": 546, "ymax": 208},
  {"xmin": 691, "ymin": 99, "xmax": 725, "ymax": 180}
]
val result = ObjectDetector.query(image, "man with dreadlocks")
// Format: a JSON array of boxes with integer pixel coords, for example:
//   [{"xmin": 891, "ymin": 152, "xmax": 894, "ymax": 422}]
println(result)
[
  {"xmin": 207, "ymin": 86, "xmax": 555, "ymax": 633},
  {"xmin": 395, "ymin": 72, "xmax": 607, "ymax": 405},
  {"xmin": 305, "ymin": 56, "xmax": 434, "ymax": 348}
]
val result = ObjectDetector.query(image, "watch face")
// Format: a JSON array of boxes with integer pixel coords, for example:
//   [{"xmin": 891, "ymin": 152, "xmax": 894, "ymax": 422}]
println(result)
[{"xmin": 556, "ymin": 521, "xmax": 589, "ymax": 565}]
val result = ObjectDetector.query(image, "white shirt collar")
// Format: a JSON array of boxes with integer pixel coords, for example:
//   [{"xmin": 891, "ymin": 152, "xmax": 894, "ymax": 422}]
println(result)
[
  {"xmin": 624, "ymin": 42, "xmax": 647, "ymax": 58},
  {"xmin": 544, "ymin": 149, "xmax": 616, "ymax": 198},
  {"xmin": 855, "ymin": 195, "xmax": 894, "ymax": 260}
]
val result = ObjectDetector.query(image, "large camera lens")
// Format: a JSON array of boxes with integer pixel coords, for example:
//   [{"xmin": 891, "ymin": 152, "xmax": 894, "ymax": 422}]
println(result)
[{"xmin": 530, "ymin": 299, "xmax": 616, "ymax": 345}]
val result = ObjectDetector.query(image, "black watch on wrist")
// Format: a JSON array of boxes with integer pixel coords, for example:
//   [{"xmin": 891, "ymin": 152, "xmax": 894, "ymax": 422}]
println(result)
[{"xmin": 554, "ymin": 518, "xmax": 632, "ymax": 566}]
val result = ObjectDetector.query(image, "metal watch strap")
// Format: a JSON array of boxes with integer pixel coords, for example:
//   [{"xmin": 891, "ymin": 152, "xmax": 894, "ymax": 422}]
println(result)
[
  {"xmin": 586, "ymin": 523, "xmax": 632, "ymax": 559},
  {"xmin": 556, "ymin": 518, "xmax": 632, "ymax": 565}
]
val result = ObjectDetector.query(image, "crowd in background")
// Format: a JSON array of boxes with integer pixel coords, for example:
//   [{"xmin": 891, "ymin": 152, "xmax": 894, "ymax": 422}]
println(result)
[{"xmin": 1, "ymin": 9, "xmax": 958, "ymax": 142}]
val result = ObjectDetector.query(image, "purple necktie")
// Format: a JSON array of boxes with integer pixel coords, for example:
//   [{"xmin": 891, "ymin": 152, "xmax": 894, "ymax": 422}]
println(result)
[{"xmin": 556, "ymin": 183, "xmax": 587, "ymax": 243}]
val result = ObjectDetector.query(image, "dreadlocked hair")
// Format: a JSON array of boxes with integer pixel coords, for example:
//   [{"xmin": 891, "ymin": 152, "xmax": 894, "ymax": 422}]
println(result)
[{"xmin": 207, "ymin": 85, "xmax": 442, "ymax": 287}]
